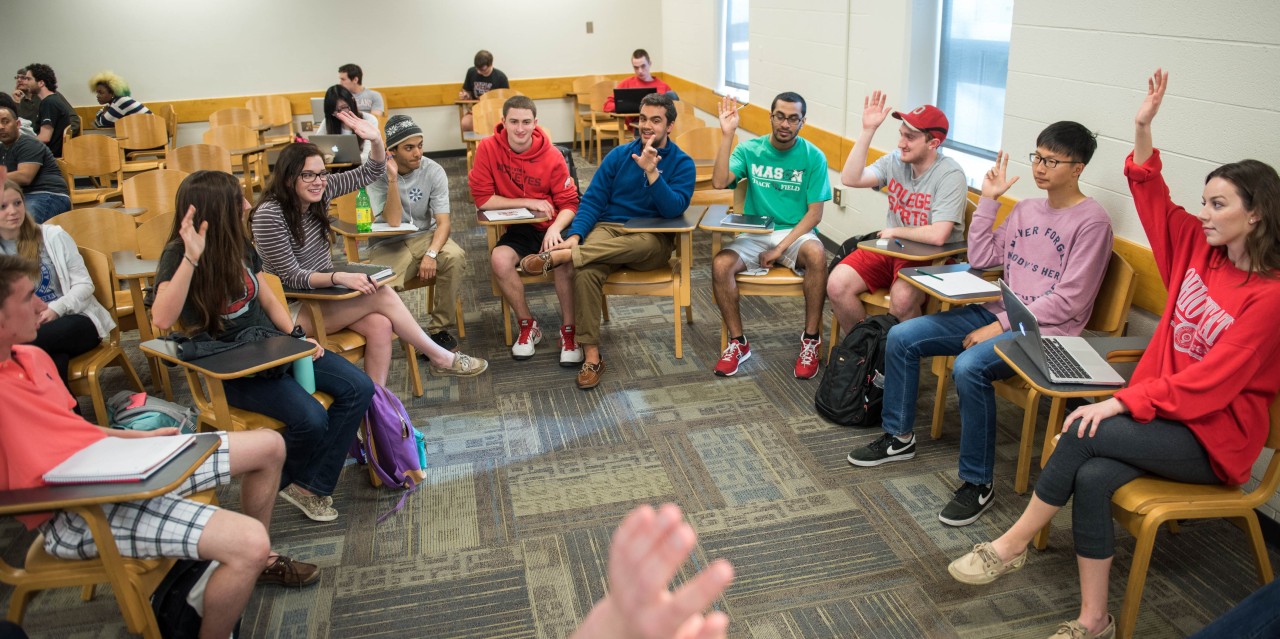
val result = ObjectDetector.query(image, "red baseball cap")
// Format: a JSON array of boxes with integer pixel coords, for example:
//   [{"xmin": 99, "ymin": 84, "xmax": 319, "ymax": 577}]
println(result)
[{"xmin": 892, "ymin": 105, "xmax": 949, "ymax": 143}]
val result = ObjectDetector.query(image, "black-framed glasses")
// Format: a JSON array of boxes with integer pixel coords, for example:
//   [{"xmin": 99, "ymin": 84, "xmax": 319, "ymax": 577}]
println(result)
[
  {"xmin": 1029, "ymin": 153, "xmax": 1081, "ymax": 169},
  {"xmin": 298, "ymin": 171, "xmax": 331, "ymax": 183},
  {"xmin": 771, "ymin": 113, "xmax": 803, "ymax": 125}
]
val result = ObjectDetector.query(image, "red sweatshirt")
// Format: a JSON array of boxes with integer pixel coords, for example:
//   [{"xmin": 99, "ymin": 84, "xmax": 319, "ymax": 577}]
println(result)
[
  {"xmin": 469, "ymin": 124, "xmax": 579, "ymax": 232},
  {"xmin": 603, "ymin": 76, "xmax": 672, "ymax": 113},
  {"xmin": 1116, "ymin": 150, "xmax": 1280, "ymax": 484}
]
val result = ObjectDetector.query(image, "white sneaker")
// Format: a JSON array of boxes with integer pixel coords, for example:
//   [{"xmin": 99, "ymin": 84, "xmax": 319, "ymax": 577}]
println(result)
[
  {"xmin": 559, "ymin": 325, "xmax": 584, "ymax": 367},
  {"xmin": 512, "ymin": 318, "xmax": 541, "ymax": 360}
]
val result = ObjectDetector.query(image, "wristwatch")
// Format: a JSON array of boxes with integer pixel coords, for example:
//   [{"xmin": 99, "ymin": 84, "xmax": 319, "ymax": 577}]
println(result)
[{"xmin": 426, "ymin": 249, "xmax": 438, "ymax": 259}]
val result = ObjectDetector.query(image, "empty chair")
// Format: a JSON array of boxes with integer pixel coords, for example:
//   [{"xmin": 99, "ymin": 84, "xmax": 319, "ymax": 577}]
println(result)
[
  {"xmin": 245, "ymin": 94, "xmax": 295, "ymax": 150},
  {"xmin": 166, "ymin": 144, "xmax": 234, "ymax": 175},
  {"xmin": 114, "ymin": 113, "xmax": 170, "ymax": 173},
  {"xmin": 122, "ymin": 168, "xmax": 188, "ymax": 224}
]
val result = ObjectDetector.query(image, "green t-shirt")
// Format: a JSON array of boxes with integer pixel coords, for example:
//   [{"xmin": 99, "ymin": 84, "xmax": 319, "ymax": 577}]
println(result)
[{"xmin": 727, "ymin": 135, "xmax": 831, "ymax": 229}]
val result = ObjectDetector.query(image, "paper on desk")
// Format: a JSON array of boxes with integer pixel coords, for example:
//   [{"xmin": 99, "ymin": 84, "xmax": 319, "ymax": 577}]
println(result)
[
  {"xmin": 909, "ymin": 270, "xmax": 999, "ymax": 296},
  {"xmin": 371, "ymin": 221, "xmax": 418, "ymax": 232},
  {"xmin": 741, "ymin": 267, "xmax": 771, "ymax": 276},
  {"xmin": 483, "ymin": 208, "xmax": 535, "ymax": 221}
]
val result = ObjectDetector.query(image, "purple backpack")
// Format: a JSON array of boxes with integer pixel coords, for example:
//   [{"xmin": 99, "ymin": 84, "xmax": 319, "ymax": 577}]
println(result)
[{"xmin": 349, "ymin": 385, "xmax": 427, "ymax": 521}]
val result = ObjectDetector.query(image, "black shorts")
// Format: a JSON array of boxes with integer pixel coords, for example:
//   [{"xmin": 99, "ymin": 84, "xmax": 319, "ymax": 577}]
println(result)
[{"xmin": 494, "ymin": 224, "xmax": 561, "ymax": 258}]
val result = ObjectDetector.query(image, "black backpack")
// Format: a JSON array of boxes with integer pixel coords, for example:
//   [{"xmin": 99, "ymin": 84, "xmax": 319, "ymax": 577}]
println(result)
[
  {"xmin": 555, "ymin": 144, "xmax": 581, "ymax": 194},
  {"xmin": 827, "ymin": 231, "xmax": 881, "ymax": 273},
  {"xmin": 815, "ymin": 314, "xmax": 899, "ymax": 427},
  {"xmin": 151, "ymin": 559, "xmax": 240, "ymax": 638}
]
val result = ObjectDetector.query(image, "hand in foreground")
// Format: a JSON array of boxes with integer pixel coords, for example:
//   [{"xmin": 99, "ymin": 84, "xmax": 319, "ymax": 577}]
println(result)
[
  {"xmin": 862, "ymin": 90, "xmax": 891, "ymax": 131},
  {"xmin": 179, "ymin": 205, "xmax": 209, "ymax": 261},
  {"xmin": 335, "ymin": 109, "xmax": 379, "ymax": 141},
  {"xmin": 37, "ymin": 309, "xmax": 59, "ymax": 326},
  {"xmin": 632, "ymin": 141, "xmax": 661, "ymax": 175},
  {"xmin": 962, "ymin": 322, "xmax": 1003, "ymax": 349},
  {"xmin": 717, "ymin": 94, "xmax": 740, "ymax": 135},
  {"xmin": 980, "ymin": 150, "xmax": 1020, "ymax": 201},
  {"xmin": 304, "ymin": 336, "xmax": 325, "ymax": 360},
  {"xmin": 571, "ymin": 504, "xmax": 734, "ymax": 639},
  {"xmin": 1135, "ymin": 68, "xmax": 1168, "ymax": 128},
  {"xmin": 1064, "ymin": 397, "xmax": 1127, "ymax": 438}
]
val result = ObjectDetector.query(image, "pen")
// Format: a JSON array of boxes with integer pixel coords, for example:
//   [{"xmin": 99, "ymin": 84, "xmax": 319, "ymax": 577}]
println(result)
[
  {"xmin": 917, "ymin": 268, "xmax": 944, "ymax": 281},
  {"xmin": 894, "ymin": 239, "xmax": 905, "ymax": 248}
]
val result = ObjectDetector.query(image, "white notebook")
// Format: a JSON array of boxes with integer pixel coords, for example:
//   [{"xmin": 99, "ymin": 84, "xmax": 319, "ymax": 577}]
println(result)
[
  {"xmin": 483, "ymin": 208, "xmax": 534, "ymax": 221},
  {"xmin": 43, "ymin": 435, "xmax": 197, "ymax": 484},
  {"xmin": 371, "ymin": 221, "xmax": 418, "ymax": 232},
  {"xmin": 908, "ymin": 270, "xmax": 999, "ymax": 297}
]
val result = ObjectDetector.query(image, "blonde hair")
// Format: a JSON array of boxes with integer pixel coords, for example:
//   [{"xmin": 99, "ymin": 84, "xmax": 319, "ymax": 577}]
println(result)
[
  {"xmin": 88, "ymin": 70, "xmax": 130, "ymax": 97},
  {"xmin": 1, "ymin": 180, "xmax": 43, "ymax": 265}
]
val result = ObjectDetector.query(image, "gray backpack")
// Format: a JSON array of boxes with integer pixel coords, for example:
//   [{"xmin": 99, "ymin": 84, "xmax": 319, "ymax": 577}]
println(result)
[{"xmin": 107, "ymin": 391, "xmax": 198, "ymax": 434}]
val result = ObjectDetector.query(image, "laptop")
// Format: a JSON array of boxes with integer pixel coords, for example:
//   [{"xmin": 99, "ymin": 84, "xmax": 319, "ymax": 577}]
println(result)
[
  {"xmin": 310, "ymin": 97, "xmax": 326, "ymax": 124},
  {"xmin": 1000, "ymin": 280, "xmax": 1125, "ymax": 386},
  {"xmin": 308, "ymin": 134, "xmax": 362, "ymax": 164},
  {"xmin": 613, "ymin": 87, "xmax": 658, "ymax": 114}
]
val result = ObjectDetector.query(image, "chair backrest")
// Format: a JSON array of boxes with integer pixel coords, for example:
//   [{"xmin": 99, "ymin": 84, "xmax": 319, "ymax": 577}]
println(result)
[
  {"xmin": 673, "ymin": 100, "xmax": 696, "ymax": 122},
  {"xmin": 45, "ymin": 208, "xmax": 139, "ymax": 256},
  {"xmin": 135, "ymin": 212, "xmax": 175, "ymax": 260},
  {"xmin": 258, "ymin": 272, "xmax": 288, "ymax": 307},
  {"xmin": 203, "ymin": 125, "xmax": 259, "ymax": 158},
  {"xmin": 209, "ymin": 107, "xmax": 260, "ymax": 128},
  {"xmin": 670, "ymin": 117, "xmax": 708, "ymax": 139},
  {"xmin": 375, "ymin": 111, "xmax": 388, "ymax": 142},
  {"xmin": 114, "ymin": 113, "xmax": 169, "ymax": 152},
  {"xmin": 244, "ymin": 95, "xmax": 292, "ymax": 128},
  {"xmin": 332, "ymin": 192, "xmax": 357, "ymax": 224},
  {"xmin": 477, "ymin": 88, "xmax": 521, "ymax": 105},
  {"xmin": 472, "ymin": 100, "xmax": 505, "ymax": 136},
  {"xmin": 674, "ymin": 127, "xmax": 734, "ymax": 162},
  {"xmin": 61, "ymin": 134, "xmax": 123, "ymax": 176},
  {"xmin": 123, "ymin": 169, "xmax": 189, "ymax": 221},
  {"xmin": 588, "ymin": 79, "xmax": 617, "ymax": 113},
  {"xmin": 167, "ymin": 144, "xmax": 233, "ymax": 174},
  {"xmin": 1084, "ymin": 251, "xmax": 1137, "ymax": 337},
  {"xmin": 572, "ymin": 75, "xmax": 610, "ymax": 95},
  {"xmin": 77, "ymin": 246, "xmax": 118, "ymax": 318},
  {"xmin": 161, "ymin": 104, "xmax": 178, "ymax": 142}
]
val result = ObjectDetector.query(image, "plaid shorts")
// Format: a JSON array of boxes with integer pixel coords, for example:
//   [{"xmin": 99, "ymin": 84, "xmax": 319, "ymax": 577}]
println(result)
[{"xmin": 41, "ymin": 433, "xmax": 232, "ymax": 561}]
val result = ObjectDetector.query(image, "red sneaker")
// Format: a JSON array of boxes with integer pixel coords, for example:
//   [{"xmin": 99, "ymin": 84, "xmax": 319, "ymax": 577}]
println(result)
[
  {"xmin": 794, "ymin": 335, "xmax": 821, "ymax": 379},
  {"xmin": 714, "ymin": 340, "xmax": 752, "ymax": 377}
]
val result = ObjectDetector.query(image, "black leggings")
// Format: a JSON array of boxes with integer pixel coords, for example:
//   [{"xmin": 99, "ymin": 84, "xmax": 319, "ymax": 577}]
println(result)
[
  {"xmin": 1033, "ymin": 414, "xmax": 1221, "ymax": 559},
  {"xmin": 27, "ymin": 313, "xmax": 100, "ymax": 385}
]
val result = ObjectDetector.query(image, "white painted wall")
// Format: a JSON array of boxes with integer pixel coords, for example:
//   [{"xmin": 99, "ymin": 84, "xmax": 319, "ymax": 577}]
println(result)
[{"xmin": 2, "ymin": 0, "xmax": 664, "ymax": 151}]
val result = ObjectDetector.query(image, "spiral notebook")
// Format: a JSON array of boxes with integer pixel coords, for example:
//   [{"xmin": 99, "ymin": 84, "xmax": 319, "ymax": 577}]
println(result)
[{"xmin": 43, "ymin": 435, "xmax": 197, "ymax": 484}]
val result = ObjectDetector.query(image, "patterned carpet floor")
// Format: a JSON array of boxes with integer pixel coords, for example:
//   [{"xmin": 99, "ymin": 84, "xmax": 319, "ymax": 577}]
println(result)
[{"xmin": 1, "ymin": 151, "xmax": 1273, "ymax": 638}]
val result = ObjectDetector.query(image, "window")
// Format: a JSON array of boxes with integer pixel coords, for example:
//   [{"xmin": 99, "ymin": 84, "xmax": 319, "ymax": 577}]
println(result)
[
  {"xmin": 936, "ymin": 0, "xmax": 1014, "ymax": 160},
  {"xmin": 721, "ymin": 0, "xmax": 749, "ymax": 92}
]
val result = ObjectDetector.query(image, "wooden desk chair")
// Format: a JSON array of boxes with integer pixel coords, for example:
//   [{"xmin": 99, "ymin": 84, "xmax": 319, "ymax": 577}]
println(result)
[
  {"xmin": 208, "ymin": 107, "xmax": 261, "ymax": 130},
  {"xmin": 479, "ymin": 216, "xmax": 555, "ymax": 346},
  {"xmin": 166, "ymin": 143, "xmax": 233, "ymax": 176},
  {"xmin": 244, "ymin": 95, "xmax": 294, "ymax": 150},
  {"xmin": 203, "ymin": 125, "xmax": 267, "ymax": 196},
  {"xmin": 465, "ymin": 100, "xmax": 506, "ymax": 171},
  {"xmin": 587, "ymin": 79, "xmax": 627, "ymax": 164},
  {"xmin": 572, "ymin": 74, "xmax": 610, "ymax": 156},
  {"xmin": 675, "ymin": 127, "xmax": 737, "ymax": 205},
  {"xmin": 114, "ymin": 113, "xmax": 170, "ymax": 173},
  {"xmin": 45, "ymin": 208, "xmax": 141, "ymax": 332},
  {"xmin": 160, "ymin": 104, "xmax": 177, "ymax": 146},
  {"xmin": 476, "ymin": 88, "xmax": 521, "ymax": 105},
  {"xmin": 374, "ymin": 112, "xmax": 388, "ymax": 143},
  {"xmin": 669, "ymin": 117, "xmax": 708, "ymax": 141},
  {"xmin": 122, "ymin": 168, "xmax": 188, "ymax": 224},
  {"xmin": 67, "ymin": 247, "xmax": 145, "ymax": 426},
  {"xmin": 57, "ymin": 135, "xmax": 125, "ymax": 207},
  {"xmin": 707, "ymin": 182, "xmax": 811, "ymax": 351},
  {"xmin": 673, "ymin": 100, "xmax": 696, "ymax": 123},
  {"xmin": 136, "ymin": 212, "xmax": 175, "ymax": 260},
  {"xmin": 929, "ymin": 251, "xmax": 1136, "ymax": 494}
]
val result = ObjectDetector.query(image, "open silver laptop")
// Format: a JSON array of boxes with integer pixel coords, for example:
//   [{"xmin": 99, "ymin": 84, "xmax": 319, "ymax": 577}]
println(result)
[
  {"xmin": 308, "ymin": 134, "xmax": 361, "ymax": 164},
  {"xmin": 1000, "ymin": 280, "xmax": 1124, "ymax": 386},
  {"xmin": 310, "ymin": 97, "xmax": 326, "ymax": 124}
]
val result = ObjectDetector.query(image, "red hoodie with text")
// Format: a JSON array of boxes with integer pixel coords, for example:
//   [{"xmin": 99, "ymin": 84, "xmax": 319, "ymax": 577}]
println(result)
[
  {"xmin": 469, "ymin": 124, "xmax": 579, "ymax": 232},
  {"xmin": 1117, "ymin": 150, "xmax": 1280, "ymax": 484}
]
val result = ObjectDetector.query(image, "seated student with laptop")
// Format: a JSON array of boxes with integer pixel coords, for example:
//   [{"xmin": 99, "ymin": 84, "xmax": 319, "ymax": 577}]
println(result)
[
  {"xmin": 847, "ymin": 121, "xmax": 1113, "ymax": 530},
  {"xmin": 0, "ymin": 253, "xmax": 321, "ymax": 639},
  {"xmin": 949, "ymin": 69, "xmax": 1280, "ymax": 639},
  {"xmin": 603, "ymin": 49, "xmax": 671, "ymax": 113},
  {"xmin": 316, "ymin": 84, "xmax": 379, "ymax": 164}
]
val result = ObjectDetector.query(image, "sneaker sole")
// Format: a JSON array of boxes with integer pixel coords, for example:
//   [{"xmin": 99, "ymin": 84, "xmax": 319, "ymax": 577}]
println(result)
[
  {"xmin": 846, "ymin": 450, "xmax": 915, "ymax": 467},
  {"xmin": 938, "ymin": 497, "xmax": 995, "ymax": 527},
  {"xmin": 560, "ymin": 355, "xmax": 584, "ymax": 367},
  {"xmin": 714, "ymin": 349, "xmax": 752, "ymax": 377},
  {"xmin": 278, "ymin": 490, "xmax": 338, "ymax": 522}
]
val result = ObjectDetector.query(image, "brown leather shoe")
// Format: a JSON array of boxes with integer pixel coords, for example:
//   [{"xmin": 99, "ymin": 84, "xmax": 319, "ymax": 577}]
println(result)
[
  {"xmin": 519, "ymin": 251, "xmax": 555, "ymax": 275},
  {"xmin": 576, "ymin": 360, "xmax": 606, "ymax": 389},
  {"xmin": 258, "ymin": 554, "xmax": 321, "ymax": 587}
]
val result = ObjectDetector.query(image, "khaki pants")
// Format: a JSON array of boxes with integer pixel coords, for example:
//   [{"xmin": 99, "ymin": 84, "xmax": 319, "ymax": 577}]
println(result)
[
  {"xmin": 571, "ymin": 223, "xmax": 675, "ymax": 345},
  {"xmin": 368, "ymin": 234, "xmax": 466, "ymax": 331}
]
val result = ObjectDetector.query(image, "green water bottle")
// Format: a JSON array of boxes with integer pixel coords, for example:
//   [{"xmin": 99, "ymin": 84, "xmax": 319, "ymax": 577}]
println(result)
[{"xmin": 355, "ymin": 188, "xmax": 373, "ymax": 233}]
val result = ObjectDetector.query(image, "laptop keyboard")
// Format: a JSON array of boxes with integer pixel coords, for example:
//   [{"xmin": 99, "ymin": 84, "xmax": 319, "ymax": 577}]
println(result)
[{"xmin": 1042, "ymin": 338, "xmax": 1091, "ymax": 380}]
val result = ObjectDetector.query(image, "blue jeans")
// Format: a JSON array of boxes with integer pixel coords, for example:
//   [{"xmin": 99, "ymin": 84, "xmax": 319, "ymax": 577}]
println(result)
[
  {"xmin": 224, "ymin": 350, "xmax": 373, "ymax": 496},
  {"xmin": 1189, "ymin": 578, "xmax": 1280, "ymax": 638},
  {"xmin": 25, "ymin": 192, "xmax": 71, "ymax": 223},
  {"xmin": 880, "ymin": 305, "xmax": 1015, "ymax": 485}
]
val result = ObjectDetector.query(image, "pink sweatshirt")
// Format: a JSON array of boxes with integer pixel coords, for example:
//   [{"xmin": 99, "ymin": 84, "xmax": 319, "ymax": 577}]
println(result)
[{"xmin": 968, "ymin": 196, "xmax": 1113, "ymax": 336}]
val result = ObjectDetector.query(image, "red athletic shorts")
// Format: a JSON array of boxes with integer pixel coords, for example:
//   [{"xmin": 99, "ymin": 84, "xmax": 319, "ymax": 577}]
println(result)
[{"xmin": 836, "ymin": 249, "xmax": 930, "ymax": 291}]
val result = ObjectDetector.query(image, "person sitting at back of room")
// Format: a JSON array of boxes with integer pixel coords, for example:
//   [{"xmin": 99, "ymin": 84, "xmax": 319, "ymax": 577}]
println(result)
[
  {"xmin": 603, "ymin": 49, "xmax": 672, "ymax": 113},
  {"xmin": 317, "ymin": 84, "xmax": 380, "ymax": 164},
  {"xmin": 458, "ymin": 49, "xmax": 510, "ymax": 133},
  {"xmin": 337, "ymin": 63, "xmax": 384, "ymax": 117},
  {"xmin": 88, "ymin": 70, "xmax": 150, "ymax": 128},
  {"xmin": 0, "ymin": 103, "xmax": 70, "ymax": 222}
]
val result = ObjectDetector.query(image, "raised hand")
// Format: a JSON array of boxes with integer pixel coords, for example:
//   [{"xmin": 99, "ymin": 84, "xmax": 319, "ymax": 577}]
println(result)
[
  {"xmin": 336, "ymin": 110, "xmax": 379, "ymax": 141},
  {"xmin": 385, "ymin": 152, "xmax": 399, "ymax": 177},
  {"xmin": 980, "ymin": 150, "xmax": 1020, "ymax": 200},
  {"xmin": 717, "ymin": 95, "xmax": 740, "ymax": 135},
  {"xmin": 631, "ymin": 140, "xmax": 661, "ymax": 175},
  {"xmin": 862, "ymin": 90, "xmax": 891, "ymax": 131},
  {"xmin": 179, "ymin": 205, "xmax": 209, "ymax": 261},
  {"xmin": 1135, "ymin": 68, "xmax": 1168, "ymax": 128}
]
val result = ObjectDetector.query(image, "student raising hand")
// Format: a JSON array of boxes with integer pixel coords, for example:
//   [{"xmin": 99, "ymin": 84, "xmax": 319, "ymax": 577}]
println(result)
[
  {"xmin": 335, "ymin": 109, "xmax": 380, "ymax": 141},
  {"xmin": 179, "ymin": 205, "xmax": 209, "ymax": 263},
  {"xmin": 980, "ymin": 150, "xmax": 1020, "ymax": 201}
]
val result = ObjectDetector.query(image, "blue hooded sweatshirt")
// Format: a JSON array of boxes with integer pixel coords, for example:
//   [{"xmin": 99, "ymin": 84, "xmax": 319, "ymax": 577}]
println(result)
[{"xmin": 564, "ymin": 137, "xmax": 696, "ymax": 240}]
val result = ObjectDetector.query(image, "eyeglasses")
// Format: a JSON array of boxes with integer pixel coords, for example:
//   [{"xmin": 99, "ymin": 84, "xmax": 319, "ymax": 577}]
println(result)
[
  {"xmin": 298, "ymin": 171, "xmax": 331, "ymax": 183},
  {"xmin": 771, "ymin": 113, "xmax": 804, "ymax": 126},
  {"xmin": 1028, "ymin": 153, "xmax": 1081, "ymax": 169}
]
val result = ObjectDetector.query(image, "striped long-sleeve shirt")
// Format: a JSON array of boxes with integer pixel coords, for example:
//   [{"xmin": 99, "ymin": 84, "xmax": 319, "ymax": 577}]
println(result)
[
  {"xmin": 252, "ymin": 157, "xmax": 384, "ymax": 289},
  {"xmin": 93, "ymin": 96, "xmax": 151, "ymax": 128}
]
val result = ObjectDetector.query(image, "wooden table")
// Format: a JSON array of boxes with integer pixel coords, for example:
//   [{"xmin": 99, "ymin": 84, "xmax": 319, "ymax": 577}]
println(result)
[
  {"xmin": 0, "ymin": 433, "xmax": 220, "ymax": 637},
  {"xmin": 112, "ymin": 251, "xmax": 169, "ymax": 399},
  {"xmin": 475, "ymin": 209, "xmax": 552, "ymax": 344},
  {"xmin": 329, "ymin": 219, "xmax": 419, "ymax": 263}
]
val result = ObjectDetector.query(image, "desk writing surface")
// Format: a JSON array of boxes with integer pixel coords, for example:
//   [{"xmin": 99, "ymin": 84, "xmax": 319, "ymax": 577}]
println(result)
[
  {"xmin": 140, "ymin": 336, "xmax": 315, "ymax": 379},
  {"xmin": 475, "ymin": 209, "xmax": 551, "ymax": 227},
  {"xmin": 856, "ymin": 238, "xmax": 967, "ymax": 261},
  {"xmin": 903, "ymin": 264, "xmax": 1001, "ymax": 304},
  {"xmin": 994, "ymin": 338, "xmax": 1144, "ymax": 398},
  {"xmin": 330, "ymin": 219, "xmax": 418, "ymax": 239},
  {"xmin": 622, "ymin": 206, "xmax": 707, "ymax": 232},
  {"xmin": 698, "ymin": 205, "xmax": 775, "ymax": 235},
  {"xmin": 112, "ymin": 251, "xmax": 157, "ymax": 278},
  {"xmin": 0, "ymin": 433, "xmax": 220, "ymax": 515}
]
